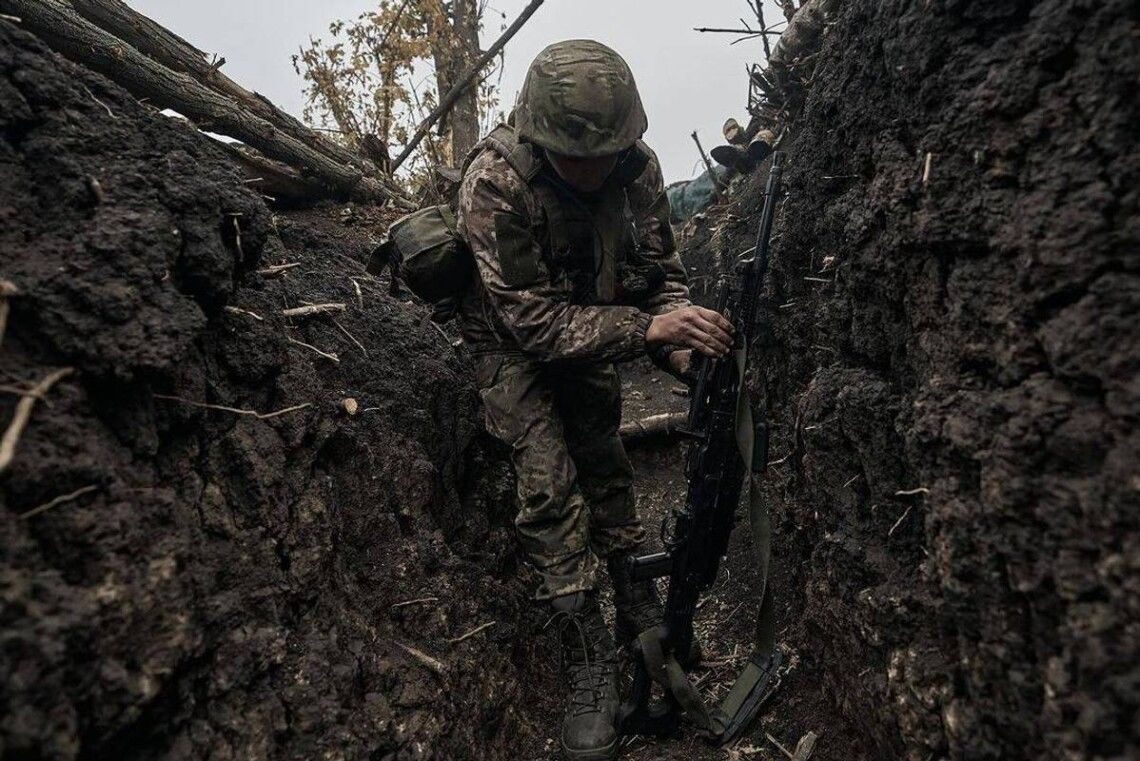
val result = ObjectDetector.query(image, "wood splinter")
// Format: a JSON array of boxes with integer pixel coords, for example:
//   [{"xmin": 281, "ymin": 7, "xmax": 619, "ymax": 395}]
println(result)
[{"xmin": 395, "ymin": 641, "xmax": 448, "ymax": 677}]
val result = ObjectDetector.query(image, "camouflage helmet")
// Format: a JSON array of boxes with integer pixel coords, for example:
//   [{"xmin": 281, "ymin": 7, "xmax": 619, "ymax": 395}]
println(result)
[{"xmin": 514, "ymin": 40, "xmax": 648, "ymax": 158}]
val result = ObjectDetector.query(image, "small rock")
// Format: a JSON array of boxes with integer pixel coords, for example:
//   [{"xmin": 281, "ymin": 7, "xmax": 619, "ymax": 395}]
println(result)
[{"xmin": 341, "ymin": 397, "xmax": 359, "ymax": 415}]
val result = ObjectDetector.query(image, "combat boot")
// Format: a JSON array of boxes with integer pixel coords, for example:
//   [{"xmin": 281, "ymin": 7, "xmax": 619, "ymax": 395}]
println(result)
[
  {"xmin": 608, "ymin": 553, "xmax": 701, "ymax": 666},
  {"xmin": 548, "ymin": 591, "xmax": 620, "ymax": 760}
]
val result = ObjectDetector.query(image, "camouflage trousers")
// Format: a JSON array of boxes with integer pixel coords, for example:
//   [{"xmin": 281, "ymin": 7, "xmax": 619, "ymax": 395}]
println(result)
[{"xmin": 474, "ymin": 353, "xmax": 646, "ymax": 599}]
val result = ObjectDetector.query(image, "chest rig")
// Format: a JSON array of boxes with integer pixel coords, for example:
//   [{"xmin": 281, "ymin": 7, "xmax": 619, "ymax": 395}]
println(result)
[{"xmin": 470, "ymin": 124, "xmax": 652, "ymax": 305}]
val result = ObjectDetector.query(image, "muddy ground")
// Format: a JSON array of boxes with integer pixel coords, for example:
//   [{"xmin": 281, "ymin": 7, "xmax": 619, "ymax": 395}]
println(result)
[{"xmin": 1, "ymin": 1, "xmax": 1137, "ymax": 760}]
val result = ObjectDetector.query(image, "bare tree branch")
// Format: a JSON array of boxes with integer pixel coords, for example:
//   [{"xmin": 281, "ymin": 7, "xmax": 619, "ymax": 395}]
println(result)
[{"xmin": 392, "ymin": 0, "xmax": 545, "ymax": 172}]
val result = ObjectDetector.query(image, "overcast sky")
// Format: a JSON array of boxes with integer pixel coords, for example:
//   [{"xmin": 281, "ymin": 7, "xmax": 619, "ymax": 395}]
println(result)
[{"xmin": 130, "ymin": 0, "xmax": 780, "ymax": 183}]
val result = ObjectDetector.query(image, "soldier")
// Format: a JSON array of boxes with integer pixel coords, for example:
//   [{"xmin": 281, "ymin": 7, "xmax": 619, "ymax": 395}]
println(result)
[{"xmin": 456, "ymin": 40, "xmax": 733, "ymax": 760}]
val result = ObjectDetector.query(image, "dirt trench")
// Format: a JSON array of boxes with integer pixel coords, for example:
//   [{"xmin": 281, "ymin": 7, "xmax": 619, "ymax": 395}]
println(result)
[
  {"xmin": 680, "ymin": 0, "xmax": 1138, "ymax": 759},
  {"xmin": 1, "ymin": 0, "xmax": 1138, "ymax": 759},
  {"xmin": 0, "ymin": 23, "xmax": 552, "ymax": 760}
]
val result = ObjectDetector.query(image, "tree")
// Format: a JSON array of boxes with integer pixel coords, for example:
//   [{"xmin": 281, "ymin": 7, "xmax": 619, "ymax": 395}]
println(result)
[{"xmin": 292, "ymin": 0, "xmax": 501, "ymax": 180}]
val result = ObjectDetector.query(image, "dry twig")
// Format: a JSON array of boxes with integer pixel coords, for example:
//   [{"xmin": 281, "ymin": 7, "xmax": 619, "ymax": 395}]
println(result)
[
  {"xmin": 391, "ymin": 596, "xmax": 439, "ymax": 608},
  {"xmin": 20, "ymin": 484, "xmax": 98, "ymax": 520},
  {"xmin": 429, "ymin": 321, "xmax": 450, "ymax": 345},
  {"xmin": 767, "ymin": 452, "xmax": 793, "ymax": 466},
  {"xmin": 153, "ymin": 394, "xmax": 311, "ymax": 419},
  {"xmin": 257, "ymin": 262, "xmax": 300, "ymax": 277},
  {"xmin": 0, "ymin": 367, "xmax": 74, "ymax": 474},
  {"xmin": 224, "ymin": 305, "xmax": 264, "ymax": 321},
  {"xmin": 888, "ymin": 504, "xmax": 914, "ymax": 536},
  {"xmin": 766, "ymin": 732, "xmax": 796, "ymax": 760},
  {"xmin": 331, "ymin": 318, "xmax": 367, "ymax": 356},
  {"xmin": 81, "ymin": 84, "xmax": 115, "ymax": 118},
  {"xmin": 287, "ymin": 336, "xmax": 340, "ymax": 364},
  {"xmin": 895, "ymin": 487, "xmax": 930, "ymax": 496},
  {"xmin": 447, "ymin": 621, "xmax": 496, "ymax": 645},
  {"xmin": 718, "ymin": 600, "xmax": 747, "ymax": 629},
  {"xmin": 0, "ymin": 384, "xmax": 45, "ymax": 399},
  {"xmin": 282, "ymin": 303, "xmax": 346, "ymax": 318}
]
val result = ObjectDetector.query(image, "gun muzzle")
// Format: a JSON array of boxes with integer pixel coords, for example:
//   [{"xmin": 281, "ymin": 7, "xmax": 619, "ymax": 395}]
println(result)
[{"xmin": 627, "ymin": 551, "xmax": 673, "ymax": 581}]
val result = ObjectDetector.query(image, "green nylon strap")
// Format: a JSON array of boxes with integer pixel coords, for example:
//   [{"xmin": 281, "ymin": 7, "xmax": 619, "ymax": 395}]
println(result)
[{"xmin": 636, "ymin": 627, "xmax": 721, "ymax": 735}]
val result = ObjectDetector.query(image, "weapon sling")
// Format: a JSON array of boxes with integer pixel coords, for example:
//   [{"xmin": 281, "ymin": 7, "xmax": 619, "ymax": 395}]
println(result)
[{"xmin": 619, "ymin": 152, "xmax": 786, "ymax": 744}]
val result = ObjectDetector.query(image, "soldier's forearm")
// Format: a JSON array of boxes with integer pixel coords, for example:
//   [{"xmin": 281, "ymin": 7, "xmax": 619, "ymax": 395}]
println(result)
[{"xmin": 501, "ymin": 303, "xmax": 652, "ymax": 362}]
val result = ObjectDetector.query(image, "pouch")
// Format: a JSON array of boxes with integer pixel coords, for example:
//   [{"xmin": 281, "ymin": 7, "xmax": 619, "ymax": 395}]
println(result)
[{"xmin": 366, "ymin": 205, "xmax": 472, "ymax": 305}]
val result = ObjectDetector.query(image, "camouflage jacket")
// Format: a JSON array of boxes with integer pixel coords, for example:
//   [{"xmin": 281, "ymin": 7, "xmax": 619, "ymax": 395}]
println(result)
[{"xmin": 456, "ymin": 126, "xmax": 690, "ymax": 363}]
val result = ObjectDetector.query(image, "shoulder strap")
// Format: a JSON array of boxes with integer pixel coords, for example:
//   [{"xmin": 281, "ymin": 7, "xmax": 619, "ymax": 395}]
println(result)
[{"xmin": 461, "ymin": 123, "xmax": 540, "ymax": 182}]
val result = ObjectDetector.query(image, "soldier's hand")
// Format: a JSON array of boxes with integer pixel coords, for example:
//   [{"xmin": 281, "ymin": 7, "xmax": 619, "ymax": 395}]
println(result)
[{"xmin": 646, "ymin": 306, "xmax": 734, "ymax": 357}]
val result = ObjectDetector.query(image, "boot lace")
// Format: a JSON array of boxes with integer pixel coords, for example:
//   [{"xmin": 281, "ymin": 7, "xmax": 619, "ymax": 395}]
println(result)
[{"xmin": 545, "ymin": 609, "xmax": 614, "ymax": 717}]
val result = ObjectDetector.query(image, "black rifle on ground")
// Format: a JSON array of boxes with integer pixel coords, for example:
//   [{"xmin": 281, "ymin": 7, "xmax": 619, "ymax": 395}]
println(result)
[{"xmin": 618, "ymin": 151, "xmax": 786, "ymax": 744}]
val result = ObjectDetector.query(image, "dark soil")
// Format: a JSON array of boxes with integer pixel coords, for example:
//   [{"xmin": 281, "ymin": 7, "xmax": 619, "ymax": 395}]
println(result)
[
  {"xmin": 0, "ymin": 23, "xmax": 543, "ymax": 760},
  {"xmin": 680, "ymin": 1, "xmax": 1139, "ymax": 759}
]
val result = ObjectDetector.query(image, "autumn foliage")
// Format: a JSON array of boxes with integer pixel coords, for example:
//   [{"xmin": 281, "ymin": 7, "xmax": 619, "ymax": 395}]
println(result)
[{"xmin": 293, "ymin": 0, "xmax": 504, "ymax": 181}]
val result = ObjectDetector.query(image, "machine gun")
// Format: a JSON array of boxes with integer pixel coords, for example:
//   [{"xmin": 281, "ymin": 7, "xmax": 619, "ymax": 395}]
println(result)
[{"xmin": 618, "ymin": 151, "xmax": 786, "ymax": 743}]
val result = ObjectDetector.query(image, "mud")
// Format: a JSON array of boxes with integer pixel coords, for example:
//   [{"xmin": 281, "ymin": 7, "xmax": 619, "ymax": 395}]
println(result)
[
  {"xmin": 0, "ymin": 24, "xmax": 540, "ymax": 760},
  {"xmin": 680, "ymin": 1, "xmax": 1139, "ymax": 759}
]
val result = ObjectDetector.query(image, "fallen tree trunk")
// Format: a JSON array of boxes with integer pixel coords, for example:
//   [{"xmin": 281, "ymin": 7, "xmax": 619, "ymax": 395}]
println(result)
[
  {"xmin": 2, "ymin": 0, "xmax": 401, "ymax": 204},
  {"xmin": 217, "ymin": 141, "xmax": 330, "ymax": 204},
  {"xmin": 67, "ymin": 0, "xmax": 370, "ymax": 176}
]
